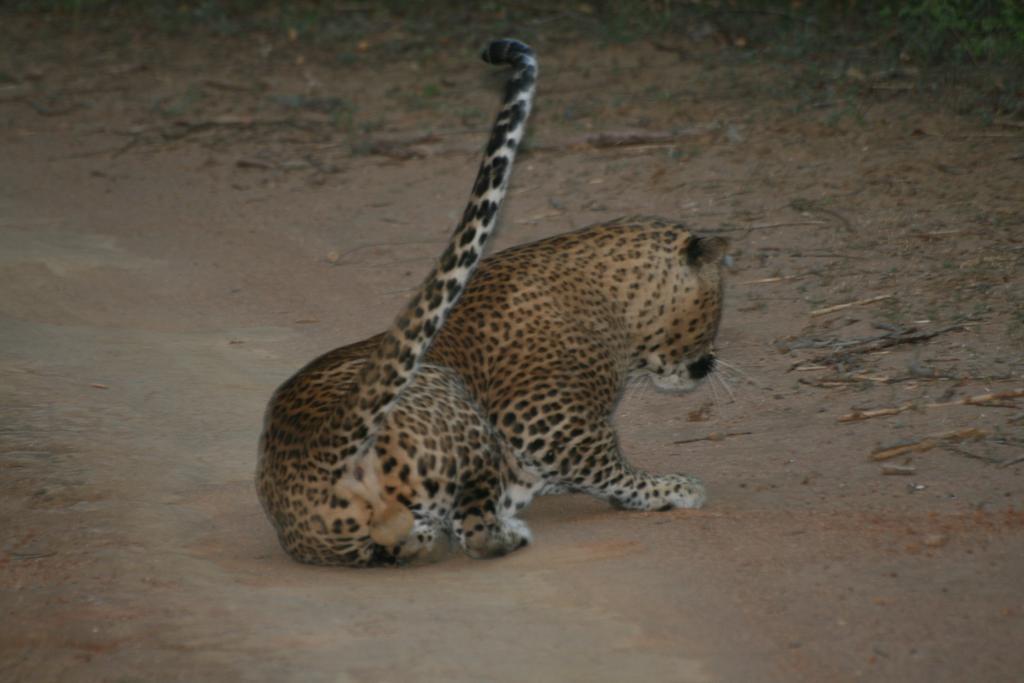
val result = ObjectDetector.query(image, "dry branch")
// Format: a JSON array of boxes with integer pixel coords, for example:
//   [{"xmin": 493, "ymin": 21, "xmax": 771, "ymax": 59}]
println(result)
[
  {"xmin": 739, "ymin": 275, "xmax": 806, "ymax": 285},
  {"xmin": 870, "ymin": 428, "xmax": 986, "ymax": 461},
  {"xmin": 162, "ymin": 116, "xmax": 323, "ymax": 139},
  {"xmin": 528, "ymin": 126, "xmax": 717, "ymax": 154},
  {"xmin": 881, "ymin": 464, "xmax": 916, "ymax": 475},
  {"xmin": 928, "ymin": 389, "xmax": 1024, "ymax": 407},
  {"xmin": 810, "ymin": 294, "xmax": 894, "ymax": 317},
  {"xmin": 366, "ymin": 133, "xmax": 441, "ymax": 160},
  {"xmin": 840, "ymin": 404, "xmax": 914, "ymax": 422},
  {"xmin": 750, "ymin": 221, "xmax": 830, "ymax": 230},
  {"xmin": 781, "ymin": 320, "xmax": 972, "ymax": 362},
  {"xmin": 839, "ymin": 389, "xmax": 1023, "ymax": 423},
  {"xmin": 586, "ymin": 130, "xmax": 677, "ymax": 147},
  {"xmin": 792, "ymin": 363, "xmax": 832, "ymax": 372},
  {"xmin": 870, "ymin": 82, "xmax": 915, "ymax": 92},
  {"xmin": 671, "ymin": 431, "xmax": 752, "ymax": 445},
  {"xmin": 202, "ymin": 78, "xmax": 268, "ymax": 93},
  {"xmin": 788, "ymin": 198, "xmax": 853, "ymax": 231},
  {"xmin": 944, "ymin": 444, "xmax": 1004, "ymax": 465},
  {"xmin": 798, "ymin": 372, "xmax": 948, "ymax": 388}
]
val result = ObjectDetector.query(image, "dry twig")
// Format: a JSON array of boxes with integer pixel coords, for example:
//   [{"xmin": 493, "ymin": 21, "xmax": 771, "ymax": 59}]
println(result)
[
  {"xmin": 799, "ymin": 373, "xmax": 938, "ymax": 388},
  {"xmin": 528, "ymin": 126, "xmax": 717, "ymax": 154},
  {"xmin": 161, "ymin": 116, "xmax": 324, "ymax": 140},
  {"xmin": 839, "ymin": 389, "xmax": 1024, "ymax": 423},
  {"xmin": 928, "ymin": 389, "xmax": 1024, "ymax": 408},
  {"xmin": 881, "ymin": 464, "xmax": 916, "ymax": 475},
  {"xmin": 809, "ymin": 294, "xmax": 894, "ymax": 317},
  {"xmin": 944, "ymin": 444, "xmax": 1004, "ymax": 465},
  {"xmin": 780, "ymin": 320, "xmax": 972, "ymax": 362},
  {"xmin": 869, "ymin": 428, "xmax": 986, "ymax": 461},
  {"xmin": 366, "ymin": 133, "xmax": 441, "ymax": 160},
  {"xmin": 840, "ymin": 404, "xmax": 913, "ymax": 422},
  {"xmin": 585, "ymin": 130, "xmax": 678, "ymax": 148},
  {"xmin": 202, "ymin": 79, "xmax": 268, "ymax": 93},
  {"xmin": 788, "ymin": 198, "xmax": 853, "ymax": 232},
  {"xmin": 739, "ymin": 275, "xmax": 807, "ymax": 285},
  {"xmin": 671, "ymin": 431, "xmax": 752, "ymax": 445},
  {"xmin": 751, "ymin": 221, "xmax": 833, "ymax": 232}
]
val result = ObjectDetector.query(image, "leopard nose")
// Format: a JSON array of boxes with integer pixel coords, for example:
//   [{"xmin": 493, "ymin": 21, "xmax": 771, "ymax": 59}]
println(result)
[{"xmin": 686, "ymin": 354, "xmax": 715, "ymax": 380}]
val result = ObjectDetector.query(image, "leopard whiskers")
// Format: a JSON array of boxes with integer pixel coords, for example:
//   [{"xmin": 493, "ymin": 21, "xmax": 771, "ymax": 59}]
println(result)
[
  {"xmin": 705, "ymin": 369, "xmax": 726, "ymax": 410},
  {"xmin": 623, "ymin": 372, "xmax": 651, "ymax": 401},
  {"xmin": 714, "ymin": 357, "xmax": 761, "ymax": 389},
  {"xmin": 713, "ymin": 357, "xmax": 771, "ymax": 409},
  {"xmin": 712, "ymin": 370, "xmax": 736, "ymax": 403}
]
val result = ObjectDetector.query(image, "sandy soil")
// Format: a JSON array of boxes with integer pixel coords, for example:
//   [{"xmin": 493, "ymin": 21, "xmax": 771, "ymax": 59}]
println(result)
[{"xmin": 2, "ymin": 25, "xmax": 1023, "ymax": 683}]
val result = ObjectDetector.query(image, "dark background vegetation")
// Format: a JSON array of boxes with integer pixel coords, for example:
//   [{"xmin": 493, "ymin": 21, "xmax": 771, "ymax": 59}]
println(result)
[{"xmin": 4, "ymin": 1, "xmax": 1022, "ymax": 119}]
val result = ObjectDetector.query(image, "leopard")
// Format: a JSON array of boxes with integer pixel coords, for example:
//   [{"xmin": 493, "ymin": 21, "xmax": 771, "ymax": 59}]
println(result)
[{"xmin": 257, "ymin": 39, "xmax": 729, "ymax": 568}]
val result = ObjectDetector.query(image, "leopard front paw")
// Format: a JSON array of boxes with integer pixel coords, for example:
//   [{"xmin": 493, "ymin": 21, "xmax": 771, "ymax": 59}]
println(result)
[
  {"xmin": 661, "ymin": 474, "xmax": 706, "ymax": 509},
  {"xmin": 461, "ymin": 517, "xmax": 532, "ymax": 559},
  {"xmin": 610, "ymin": 474, "xmax": 706, "ymax": 511}
]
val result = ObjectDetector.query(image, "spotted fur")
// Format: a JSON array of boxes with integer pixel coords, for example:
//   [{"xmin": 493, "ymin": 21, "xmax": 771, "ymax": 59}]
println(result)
[
  {"xmin": 257, "ymin": 41, "xmax": 730, "ymax": 568},
  {"xmin": 428, "ymin": 217, "xmax": 727, "ymax": 510}
]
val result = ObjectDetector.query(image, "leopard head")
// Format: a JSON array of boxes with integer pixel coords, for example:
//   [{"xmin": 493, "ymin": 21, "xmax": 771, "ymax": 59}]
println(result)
[{"xmin": 642, "ymin": 234, "xmax": 728, "ymax": 393}]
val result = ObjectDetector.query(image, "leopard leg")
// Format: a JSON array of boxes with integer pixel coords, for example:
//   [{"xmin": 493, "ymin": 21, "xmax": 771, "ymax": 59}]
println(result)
[
  {"xmin": 452, "ymin": 478, "xmax": 533, "ymax": 559},
  {"xmin": 391, "ymin": 514, "xmax": 449, "ymax": 564},
  {"xmin": 536, "ymin": 420, "xmax": 706, "ymax": 511}
]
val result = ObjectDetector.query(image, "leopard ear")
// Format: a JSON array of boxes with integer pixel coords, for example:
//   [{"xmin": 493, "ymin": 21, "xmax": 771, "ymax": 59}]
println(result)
[{"xmin": 685, "ymin": 235, "xmax": 729, "ymax": 266}]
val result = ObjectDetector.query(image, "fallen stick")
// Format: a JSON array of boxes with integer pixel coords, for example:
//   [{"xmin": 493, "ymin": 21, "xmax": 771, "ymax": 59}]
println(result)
[
  {"xmin": 927, "ymin": 389, "xmax": 1024, "ymax": 407},
  {"xmin": 799, "ymin": 378, "xmax": 856, "ymax": 388},
  {"xmin": 792, "ymin": 364, "xmax": 833, "ymax": 372},
  {"xmin": 944, "ymin": 444, "xmax": 1004, "ymax": 464},
  {"xmin": 585, "ymin": 130, "xmax": 685, "ymax": 148},
  {"xmin": 528, "ymin": 126, "xmax": 718, "ymax": 154},
  {"xmin": 844, "ymin": 373, "xmax": 893, "ymax": 383},
  {"xmin": 790, "ymin": 320, "xmax": 972, "ymax": 360},
  {"xmin": 747, "ymin": 221, "xmax": 829, "ymax": 231},
  {"xmin": 739, "ymin": 275, "xmax": 807, "ymax": 285},
  {"xmin": 840, "ymin": 403, "xmax": 914, "ymax": 422},
  {"xmin": 869, "ymin": 428, "xmax": 986, "ymax": 461},
  {"xmin": 870, "ymin": 82, "xmax": 915, "ymax": 92},
  {"xmin": 367, "ymin": 133, "xmax": 442, "ymax": 160},
  {"xmin": 159, "ymin": 115, "xmax": 326, "ymax": 141},
  {"xmin": 788, "ymin": 198, "xmax": 853, "ymax": 231},
  {"xmin": 881, "ymin": 464, "xmax": 916, "ymax": 475},
  {"xmin": 810, "ymin": 294, "xmax": 894, "ymax": 317},
  {"xmin": 202, "ymin": 78, "xmax": 268, "ymax": 93},
  {"xmin": 840, "ymin": 389, "xmax": 1024, "ymax": 423},
  {"xmin": 671, "ymin": 431, "xmax": 752, "ymax": 445},
  {"xmin": 800, "ymin": 375, "xmax": 953, "ymax": 388}
]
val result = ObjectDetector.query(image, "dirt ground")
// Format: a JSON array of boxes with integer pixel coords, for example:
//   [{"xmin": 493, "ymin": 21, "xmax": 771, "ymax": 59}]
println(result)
[{"xmin": 2, "ymin": 20, "xmax": 1023, "ymax": 683}]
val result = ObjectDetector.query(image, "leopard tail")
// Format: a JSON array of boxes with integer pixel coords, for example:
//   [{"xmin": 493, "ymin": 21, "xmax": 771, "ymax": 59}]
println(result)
[{"xmin": 331, "ymin": 40, "xmax": 538, "ymax": 541}]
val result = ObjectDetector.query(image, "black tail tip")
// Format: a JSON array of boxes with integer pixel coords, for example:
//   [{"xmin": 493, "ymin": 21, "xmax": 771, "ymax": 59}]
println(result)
[{"xmin": 481, "ymin": 39, "xmax": 534, "ymax": 66}]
